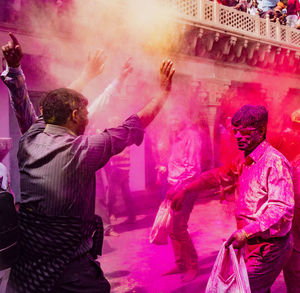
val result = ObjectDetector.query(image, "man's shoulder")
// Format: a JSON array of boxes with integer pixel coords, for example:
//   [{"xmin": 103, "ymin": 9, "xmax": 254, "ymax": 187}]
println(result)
[
  {"xmin": 20, "ymin": 117, "xmax": 46, "ymax": 139},
  {"xmin": 264, "ymin": 143, "xmax": 291, "ymax": 167}
]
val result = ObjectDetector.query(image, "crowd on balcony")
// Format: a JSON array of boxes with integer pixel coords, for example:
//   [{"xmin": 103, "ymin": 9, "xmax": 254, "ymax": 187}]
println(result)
[
  {"xmin": 218, "ymin": 0, "xmax": 300, "ymax": 28},
  {"xmin": 0, "ymin": 0, "xmax": 72, "ymax": 26}
]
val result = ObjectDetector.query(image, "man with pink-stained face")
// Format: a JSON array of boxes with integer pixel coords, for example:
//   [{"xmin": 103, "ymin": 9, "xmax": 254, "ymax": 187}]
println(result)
[{"xmin": 170, "ymin": 105, "xmax": 294, "ymax": 293}]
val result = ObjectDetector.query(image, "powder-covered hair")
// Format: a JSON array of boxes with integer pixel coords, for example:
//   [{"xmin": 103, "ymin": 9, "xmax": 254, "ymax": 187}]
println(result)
[
  {"xmin": 40, "ymin": 88, "xmax": 88, "ymax": 125},
  {"xmin": 231, "ymin": 105, "xmax": 268, "ymax": 138}
]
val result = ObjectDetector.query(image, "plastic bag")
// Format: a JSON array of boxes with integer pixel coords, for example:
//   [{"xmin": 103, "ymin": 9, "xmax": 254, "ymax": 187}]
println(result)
[
  {"xmin": 149, "ymin": 199, "xmax": 172, "ymax": 245},
  {"xmin": 205, "ymin": 242, "xmax": 251, "ymax": 293}
]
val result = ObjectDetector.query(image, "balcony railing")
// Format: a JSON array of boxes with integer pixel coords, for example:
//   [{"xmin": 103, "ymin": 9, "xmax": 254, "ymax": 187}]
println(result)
[
  {"xmin": 163, "ymin": 0, "xmax": 300, "ymax": 49},
  {"xmin": 0, "ymin": 1, "xmax": 72, "ymax": 36}
]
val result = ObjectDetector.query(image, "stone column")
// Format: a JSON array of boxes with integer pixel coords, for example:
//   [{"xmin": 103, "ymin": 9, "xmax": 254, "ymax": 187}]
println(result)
[{"xmin": 197, "ymin": 79, "xmax": 231, "ymax": 167}]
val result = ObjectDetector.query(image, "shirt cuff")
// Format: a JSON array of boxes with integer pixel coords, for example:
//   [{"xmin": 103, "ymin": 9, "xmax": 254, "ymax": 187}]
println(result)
[
  {"xmin": 1, "ymin": 65, "xmax": 23, "ymax": 78},
  {"xmin": 242, "ymin": 222, "xmax": 261, "ymax": 238}
]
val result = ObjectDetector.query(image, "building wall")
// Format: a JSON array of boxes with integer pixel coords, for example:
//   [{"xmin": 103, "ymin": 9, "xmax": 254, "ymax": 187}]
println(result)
[{"xmin": 0, "ymin": 80, "xmax": 10, "ymax": 167}]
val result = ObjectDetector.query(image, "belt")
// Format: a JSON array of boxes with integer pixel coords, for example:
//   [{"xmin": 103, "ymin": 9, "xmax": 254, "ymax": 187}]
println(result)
[{"xmin": 247, "ymin": 233, "xmax": 290, "ymax": 245}]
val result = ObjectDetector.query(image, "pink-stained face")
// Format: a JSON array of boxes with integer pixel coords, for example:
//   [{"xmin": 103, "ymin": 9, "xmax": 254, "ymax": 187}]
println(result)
[
  {"xmin": 169, "ymin": 116, "xmax": 185, "ymax": 134},
  {"xmin": 232, "ymin": 125, "xmax": 263, "ymax": 154}
]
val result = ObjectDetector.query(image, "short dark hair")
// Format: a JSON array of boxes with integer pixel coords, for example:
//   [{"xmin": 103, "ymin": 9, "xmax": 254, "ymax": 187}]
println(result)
[
  {"xmin": 40, "ymin": 88, "xmax": 88, "ymax": 125},
  {"xmin": 231, "ymin": 105, "xmax": 268, "ymax": 130}
]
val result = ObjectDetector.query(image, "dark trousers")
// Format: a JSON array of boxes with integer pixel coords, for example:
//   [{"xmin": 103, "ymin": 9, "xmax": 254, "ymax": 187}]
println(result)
[
  {"xmin": 283, "ymin": 248, "xmax": 300, "ymax": 293},
  {"xmin": 52, "ymin": 254, "xmax": 110, "ymax": 293},
  {"xmin": 169, "ymin": 191, "xmax": 198, "ymax": 271},
  {"xmin": 108, "ymin": 168, "xmax": 135, "ymax": 220},
  {"xmin": 245, "ymin": 234, "xmax": 292, "ymax": 293}
]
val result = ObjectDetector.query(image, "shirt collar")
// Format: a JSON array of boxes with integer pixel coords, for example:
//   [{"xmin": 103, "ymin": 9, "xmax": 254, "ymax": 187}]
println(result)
[
  {"xmin": 247, "ymin": 140, "xmax": 269, "ymax": 163},
  {"xmin": 44, "ymin": 124, "xmax": 77, "ymax": 137}
]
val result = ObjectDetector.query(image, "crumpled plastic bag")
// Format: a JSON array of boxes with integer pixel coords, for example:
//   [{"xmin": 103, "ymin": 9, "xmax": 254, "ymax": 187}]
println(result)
[
  {"xmin": 149, "ymin": 199, "xmax": 173, "ymax": 245},
  {"xmin": 205, "ymin": 242, "xmax": 251, "ymax": 293}
]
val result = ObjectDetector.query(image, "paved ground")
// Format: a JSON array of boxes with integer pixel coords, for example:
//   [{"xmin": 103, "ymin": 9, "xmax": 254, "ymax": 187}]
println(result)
[{"xmin": 99, "ymin": 195, "xmax": 287, "ymax": 293}]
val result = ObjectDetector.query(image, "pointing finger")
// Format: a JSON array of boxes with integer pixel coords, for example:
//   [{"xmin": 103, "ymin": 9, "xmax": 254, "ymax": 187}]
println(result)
[{"xmin": 9, "ymin": 32, "xmax": 20, "ymax": 47}]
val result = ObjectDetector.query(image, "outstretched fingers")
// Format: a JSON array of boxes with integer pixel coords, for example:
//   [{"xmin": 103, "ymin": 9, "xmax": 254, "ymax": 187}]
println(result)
[
  {"xmin": 160, "ymin": 60, "xmax": 173, "ymax": 76},
  {"xmin": 160, "ymin": 60, "xmax": 166, "ymax": 72},
  {"xmin": 165, "ymin": 60, "xmax": 173, "ymax": 77},
  {"xmin": 167, "ymin": 68, "xmax": 175, "ymax": 81}
]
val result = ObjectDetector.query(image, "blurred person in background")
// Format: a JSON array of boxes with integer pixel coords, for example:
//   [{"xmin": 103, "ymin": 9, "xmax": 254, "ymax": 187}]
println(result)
[{"xmin": 162, "ymin": 109, "xmax": 203, "ymax": 283}]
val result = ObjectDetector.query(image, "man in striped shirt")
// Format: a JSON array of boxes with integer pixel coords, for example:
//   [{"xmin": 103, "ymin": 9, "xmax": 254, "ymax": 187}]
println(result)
[{"xmin": 1, "ymin": 33, "xmax": 175, "ymax": 293}]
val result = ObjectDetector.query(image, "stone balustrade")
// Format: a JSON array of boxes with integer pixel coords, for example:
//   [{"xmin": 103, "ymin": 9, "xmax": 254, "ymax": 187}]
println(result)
[
  {"xmin": 164, "ymin": 0, "xmax": 300, "ymax": 48},
  {"xmin": 162, "ymin": 0, "xmax": 300, "ymax": 72}
]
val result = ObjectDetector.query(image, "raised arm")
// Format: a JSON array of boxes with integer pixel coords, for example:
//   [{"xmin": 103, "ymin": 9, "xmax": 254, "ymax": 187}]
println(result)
[
  {"xmin": 88, "ymin": 58, "xmax": 133, "ymax": 118},
  {"xmin": 1, "ymin": 33, "xmax": 38, "ymax": 134},
  {"xmin": 68, "ymin": 49, "xmax": 106, "ymax": 93},
  {"xmin": 79, "ymin": 60, "xmax": 174, "ymax": 171},
  {"xmin": 137, "ymin": 60, "xmax": 175, "ymax": 128}
]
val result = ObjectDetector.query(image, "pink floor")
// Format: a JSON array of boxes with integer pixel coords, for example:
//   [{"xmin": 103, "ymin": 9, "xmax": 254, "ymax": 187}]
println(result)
[{"xmin": 99, "ymin": 196, "xmax": 286, "ymax": 293}]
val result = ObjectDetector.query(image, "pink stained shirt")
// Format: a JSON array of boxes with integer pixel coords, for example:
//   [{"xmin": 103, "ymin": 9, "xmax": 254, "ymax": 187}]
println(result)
[
  {"xmin": 167, "ymin": 127, "xmax": 202, "ymax": 188},
  {"xmin": 198, "ymin": 140, "xmax": 294, "ymax": 239}
]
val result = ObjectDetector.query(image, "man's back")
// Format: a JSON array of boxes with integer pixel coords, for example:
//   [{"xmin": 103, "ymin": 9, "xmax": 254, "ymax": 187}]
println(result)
[{"xmin": 18, "ymin": 115, "xmax": 144, "ymax": 218}]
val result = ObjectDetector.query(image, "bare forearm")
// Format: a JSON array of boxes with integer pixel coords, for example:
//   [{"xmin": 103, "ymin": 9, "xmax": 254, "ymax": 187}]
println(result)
[
  {"xmin": 137, "ymin": 90, "xmax": 169, "ymax": 129},
  {"xmin": 68, "ymin": 75, "xmax": 90, "ymax": 93},
  {"xmin": 88, "ymin": 78, "xmax": 120, "ymax": 118}
]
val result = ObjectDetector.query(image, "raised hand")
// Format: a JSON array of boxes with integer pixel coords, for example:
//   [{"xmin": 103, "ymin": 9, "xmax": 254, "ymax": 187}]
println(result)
[
  {"xmin": 136, "ymin": 59, "xmax": 175, "ymax": 128},
  {"xmin": 160, "ymin": 60, "xmax": 175, "ymax": 92},
  {"xmin": 119, "ymin": 58, "xmax": 133, "ymax": 82},
  {"xmin": 80, "ymin": 49, "xmax": 106, "ymax": 82},
  {"xmin": 2, "ymin": 33, "xmax": 23, "ymax": 68},
  {"xmin": 68, "ymin": 49, "xmax": 106, "ymax": 92},
  {"xmin": 170, "ymin": 189, "xmax": 186, "ymax": 211}
]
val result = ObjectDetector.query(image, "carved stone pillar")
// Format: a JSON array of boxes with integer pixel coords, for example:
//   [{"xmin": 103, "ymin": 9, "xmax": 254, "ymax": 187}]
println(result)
[{"xmin": 198, "ymin": 79, "xmax": 231, "ymax": 165}]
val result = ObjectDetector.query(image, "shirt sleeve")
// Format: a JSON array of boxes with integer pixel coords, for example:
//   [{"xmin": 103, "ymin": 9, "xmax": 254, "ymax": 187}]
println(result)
[
  {"xmin": 88, "ymin": 78, "xmax": 120, "ymax": 118},
  {"xmin": 75, "ymin": 114, "xmax": 144, "ymax": 171},
  {"xmin": 243, "ymin": 157, "xmax": 295, "ymax": 237},
  {"xmin": 186, "ymin": 159, "xmax": 238, "ymax": 195},
  {"xmin": 1, "ymin": 66, "xmax": 38, "ymax": 134}
]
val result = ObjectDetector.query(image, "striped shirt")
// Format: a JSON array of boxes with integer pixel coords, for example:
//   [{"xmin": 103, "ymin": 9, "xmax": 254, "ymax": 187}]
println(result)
[{"xmin": 1, "ymin": 66, "xmax": 144, "ymax": 219}]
